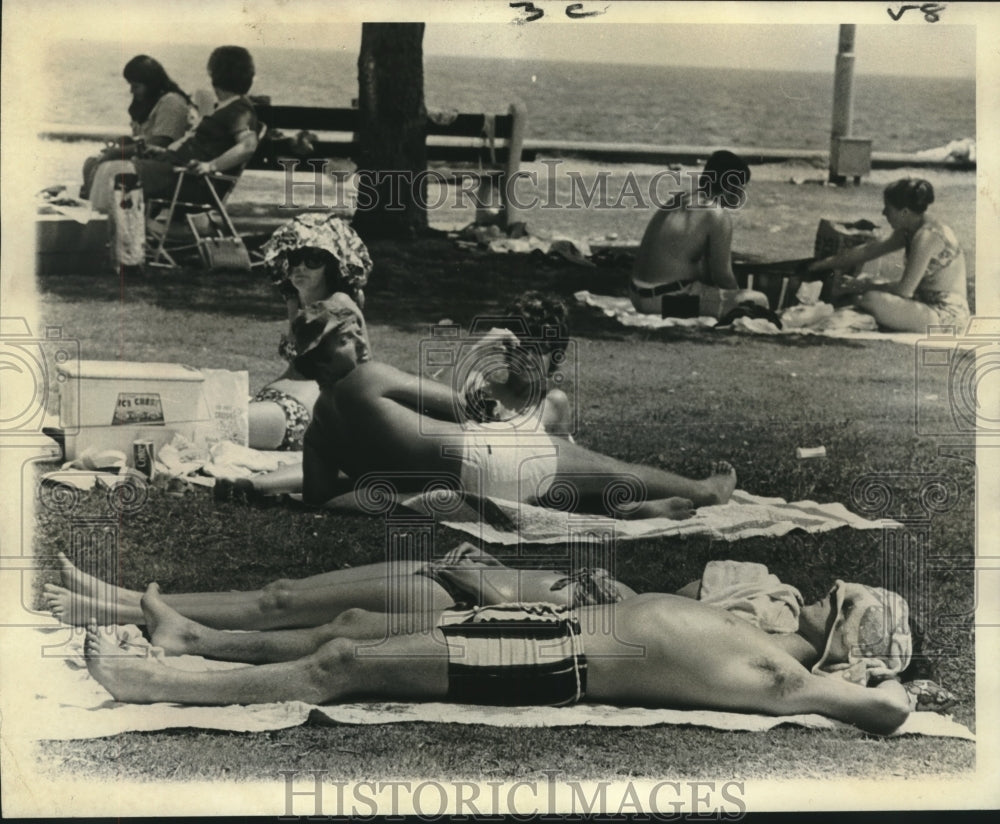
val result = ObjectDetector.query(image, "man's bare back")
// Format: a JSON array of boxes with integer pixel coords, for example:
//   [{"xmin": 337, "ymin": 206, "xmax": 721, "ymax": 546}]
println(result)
[{"xmin": 632, "ymin": 192, "xmax": 737, "ymax": 291}]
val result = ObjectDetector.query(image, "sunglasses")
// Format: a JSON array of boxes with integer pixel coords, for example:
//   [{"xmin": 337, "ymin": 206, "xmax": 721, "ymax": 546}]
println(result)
[{"xmin": 286, "ymin": 248, "xmax": 331, "ymax": 269}]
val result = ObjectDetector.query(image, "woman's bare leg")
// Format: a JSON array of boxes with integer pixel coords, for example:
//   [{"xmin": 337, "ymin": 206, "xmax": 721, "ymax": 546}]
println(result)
[
  {"xmin": 248, "ymin": 401, "xmax": 289, "ymax": 450},
  {"xmin": 853, "ymin": 292, "xmax": 939, "ymax": 333}
]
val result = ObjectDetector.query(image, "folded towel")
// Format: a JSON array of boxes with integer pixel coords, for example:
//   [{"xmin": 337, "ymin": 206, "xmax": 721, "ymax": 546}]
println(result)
[{"xmin": 698, "ymin": 559, "xmax": 803, "ymax": 633}]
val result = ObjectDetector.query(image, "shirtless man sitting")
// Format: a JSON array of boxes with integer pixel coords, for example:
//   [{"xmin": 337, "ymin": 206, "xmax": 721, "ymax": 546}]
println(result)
[
  {"xmin": 631, "ymin": 150, "xmax": 754, "ymax": 315},
  {"xmin": 81, "ymin": 568, "xmax": 913, "ymax": 736}
]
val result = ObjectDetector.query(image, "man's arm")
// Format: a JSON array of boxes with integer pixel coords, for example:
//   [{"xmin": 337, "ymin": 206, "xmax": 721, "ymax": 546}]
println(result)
[
  {"xmin": 301, "ymin": 402, "xmax": 348, "ymax": 506},
  {"xmin": 705, "ymin": 211, "xmax": 739, "ymax": 289},
  {"xmin": 795, "ymin": 674, "xmax": 911, "ymax": 736},
  {"xmin": 366, "ymin": 361, "xmax": 465, "ymax": 422}
]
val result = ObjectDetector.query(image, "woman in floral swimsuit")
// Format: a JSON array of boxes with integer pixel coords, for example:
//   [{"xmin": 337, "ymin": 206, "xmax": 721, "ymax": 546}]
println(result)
[{"xmin": 807, "ymin": 178, "xmax": 970, "ymax": 332}]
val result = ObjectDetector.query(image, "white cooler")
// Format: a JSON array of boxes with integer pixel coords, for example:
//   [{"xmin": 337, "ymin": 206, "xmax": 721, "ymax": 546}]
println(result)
[{"xmin": 55, "ymin": 360, "xmax": 214, "ymax": 461}]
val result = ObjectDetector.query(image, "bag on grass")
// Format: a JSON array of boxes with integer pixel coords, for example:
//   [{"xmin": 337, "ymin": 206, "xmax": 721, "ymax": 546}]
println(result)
[
  {"xmin": 192, "ymin": 368, "xmax": 250, "ymax": 448},
  {"xmin": 201, "ymin": 236, "xmax": 252, "ymax": 271},
  {"xmin": 108, "ymin": 172, "xmax": 145, "ymax": 271}
]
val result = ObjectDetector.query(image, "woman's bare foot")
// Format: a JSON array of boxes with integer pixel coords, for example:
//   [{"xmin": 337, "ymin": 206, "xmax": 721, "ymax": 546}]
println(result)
[
  {"xmin": 141, "ymin": 583, "xmax": 203, "ymax": 656},
  {"xmin": 85, "ymin": 620, "xmax": 167, "ymax": 704},
  {"xmin": 44, "ymin": 583, "xmax": 144, "ymax": 627},
  {"xmin": 702, "ymin": 461, "xmax": 737, "ymax": 505},
  {"xmin": 625, "ymin": 497, "xmax": 695, "ymax": 521},
  {"xmin": 57, "ymin": 552, "xmax": 141, "ymax": 606}
]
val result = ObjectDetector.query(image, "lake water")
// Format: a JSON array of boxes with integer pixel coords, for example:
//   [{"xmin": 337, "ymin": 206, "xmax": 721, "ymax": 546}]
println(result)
[{"xmin": 44, "ymin": 41, "xmax": 975, "ymax": 154}]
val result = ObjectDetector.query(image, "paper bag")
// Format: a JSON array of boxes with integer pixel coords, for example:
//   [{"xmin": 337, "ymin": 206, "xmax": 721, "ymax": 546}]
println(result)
[{"xmin": 195, "ymin": 369, "xmax": 250, "ymax": 447}]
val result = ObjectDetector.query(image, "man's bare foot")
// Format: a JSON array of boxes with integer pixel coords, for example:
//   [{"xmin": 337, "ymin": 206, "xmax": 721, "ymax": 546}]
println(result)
[
  {"xmin": 624, "ymin": 497, "xmax": 695, "ymax": 521},
  {"xmin": 44, "ymin": 583, "xmax": 143, "ymax": 627},
  {"xmin": 85, "ymin": 620, "xmax": 166, "ymax": 704},
  {"xmin": 45, "ymin": 584, "xmax": 105, "ymax": 626},
  {"xmin": 57, "ymin": 552, "xmax": 141, "ymax": 606},
  {"xmin": 702, "ymin": 461, "xmax": 737, "ymax": 505},
  {"xmin": 142, "ymin": 583, "xmax": 202, "ymax": 656}
]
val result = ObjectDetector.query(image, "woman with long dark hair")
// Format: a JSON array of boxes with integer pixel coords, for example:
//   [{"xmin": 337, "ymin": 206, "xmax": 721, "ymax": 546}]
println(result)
[{"xmin": 81, "ymin": 55, "xmax": 193, "ymax": 203}]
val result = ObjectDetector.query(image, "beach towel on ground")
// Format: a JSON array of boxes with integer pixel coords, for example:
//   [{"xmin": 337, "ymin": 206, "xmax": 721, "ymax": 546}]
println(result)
[
  {"xmin": 20, "ymin": 627, "xmax": 974, "ymax": 741},
  {"xmin": 574, "ymin": 291, "xmax": 926, "ymax": 345},
  {"xmin": 385, "ymin": 489, "xmax": 899, "ymax": 546}
]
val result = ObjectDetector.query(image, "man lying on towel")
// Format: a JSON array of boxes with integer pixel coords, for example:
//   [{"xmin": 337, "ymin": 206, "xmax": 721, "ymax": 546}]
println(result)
[{"xmin": 82, "ymin": 565, "xmax": 913, "ymax": 736}]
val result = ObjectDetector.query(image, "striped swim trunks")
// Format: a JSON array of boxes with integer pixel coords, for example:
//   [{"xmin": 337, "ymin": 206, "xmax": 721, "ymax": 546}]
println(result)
[{"xmin": 437, "ymin": 602, "xmax": 587, "ymax": 706}]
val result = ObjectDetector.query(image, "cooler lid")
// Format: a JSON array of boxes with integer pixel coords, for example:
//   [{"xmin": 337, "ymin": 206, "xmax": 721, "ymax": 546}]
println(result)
[{"xmin": 57, "ymin": 360, "xmax": 206, "ymax": 382}]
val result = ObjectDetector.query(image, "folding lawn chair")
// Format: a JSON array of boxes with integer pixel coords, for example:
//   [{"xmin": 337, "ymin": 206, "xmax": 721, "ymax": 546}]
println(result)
[
  {"xmin": 145, "ymin": 124, "xmax": 266, "ymax": 271},
  {"xmin": 145, "ymin": 169, "xmax": 251, "ymax": 270}
]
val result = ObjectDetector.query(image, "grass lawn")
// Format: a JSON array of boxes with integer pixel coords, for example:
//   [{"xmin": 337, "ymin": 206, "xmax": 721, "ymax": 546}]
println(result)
[{"xmin": 28, "ymin": 173, "xmax": 977, "ymax": 782}]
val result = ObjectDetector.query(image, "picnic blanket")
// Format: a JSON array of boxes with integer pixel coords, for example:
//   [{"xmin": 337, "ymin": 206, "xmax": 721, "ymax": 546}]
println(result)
[
  {"xmin": 574, "ymin": 290, "xmax": 926, "ymax": 345},
  {"xmin": 383, "ymin": 489, "xmax": 899, "ymax": 546},
  {"xmin": 18, "ymin": 627, "xmax": 974, "ymax": 741}
]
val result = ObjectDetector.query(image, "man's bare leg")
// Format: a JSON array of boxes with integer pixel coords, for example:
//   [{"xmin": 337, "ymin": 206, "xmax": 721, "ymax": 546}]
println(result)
[
  {"xmin": 552, "ymin": 449, "xmax": 737, "ymax": 515},
  {"xmin": 85, "ymin": 618, "xmax": 450, "ymax": 706},
  {"xmin": 142, "ymin": 583, "xmax": 440, "ymax": 663}
]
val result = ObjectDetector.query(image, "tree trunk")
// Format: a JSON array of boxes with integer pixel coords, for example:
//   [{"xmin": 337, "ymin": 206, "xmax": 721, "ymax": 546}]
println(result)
[{"xmin": 352, "ymin": 23, "xmax": 429, "ymax": 240}]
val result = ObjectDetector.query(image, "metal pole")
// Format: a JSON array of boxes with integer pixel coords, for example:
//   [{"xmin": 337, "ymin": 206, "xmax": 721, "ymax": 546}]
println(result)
[{"xmin": 830, "ymin": 24, "xmax": 856, "ymax": 183}]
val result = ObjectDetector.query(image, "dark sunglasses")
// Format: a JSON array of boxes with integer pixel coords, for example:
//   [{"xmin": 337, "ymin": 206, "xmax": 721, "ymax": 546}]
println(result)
[{"xmin": 286, "ymin": 247, "xmax": 331, "ymax": 269}]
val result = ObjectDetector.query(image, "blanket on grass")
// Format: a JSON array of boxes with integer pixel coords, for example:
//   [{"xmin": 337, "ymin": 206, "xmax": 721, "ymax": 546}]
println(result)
[
  {"xmin": 21, "ymin": 628, "xmax": 974, "ymax": 742},
  {"xmin": 574, "ymin": 291, "xmax": 926, "ymax": 345},
  {"xmin": 380, "ymin": 489, "xmax": 899, "ymax": 546}
]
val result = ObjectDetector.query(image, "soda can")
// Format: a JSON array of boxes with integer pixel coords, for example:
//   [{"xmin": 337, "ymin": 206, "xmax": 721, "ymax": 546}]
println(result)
[{"xmin": 132, "ymin": 440, "xmax": 156, "ymax": 479}]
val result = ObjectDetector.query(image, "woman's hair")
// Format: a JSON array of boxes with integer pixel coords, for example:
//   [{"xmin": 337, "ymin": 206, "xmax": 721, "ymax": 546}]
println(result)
[
  {"xmin": 207, "ymin": 46, "xmax": 255, "ymax": 95},
  {"xmin": 122, "ymin": 55, "xmax": 190, "ymax": 124},
  {"xmin": 883, "ymin": 178, "xmax": 935, "ymax": 213},
  {"xmin": 503, "ymin": 291, "xmax": 570, "ymax": 376}
]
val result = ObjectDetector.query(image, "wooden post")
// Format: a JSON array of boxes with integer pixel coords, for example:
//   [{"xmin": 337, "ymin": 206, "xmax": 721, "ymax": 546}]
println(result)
[
  {"xmin": 829, "ymin": 24, "xmax": 856, "ymax": 184},
  {"xmin": 500, "ymin": 102, "xmax": 527, "ymax": 229}
]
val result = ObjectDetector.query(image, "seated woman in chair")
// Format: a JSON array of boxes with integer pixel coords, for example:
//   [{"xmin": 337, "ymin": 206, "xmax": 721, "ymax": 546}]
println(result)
[
  {"xmin": 81, "ymin": 55, "xmax": 195, "ymax": 206},
  {"xmin": 293, "ymin": 296, "xmax": 736, "ymax": 518},
  {"xmin": 133, "ymin": 45, "xmax": 259, "ymax": 200}
]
